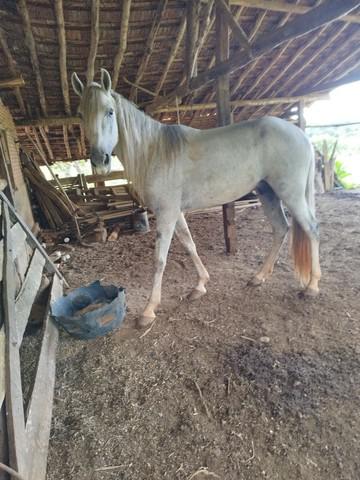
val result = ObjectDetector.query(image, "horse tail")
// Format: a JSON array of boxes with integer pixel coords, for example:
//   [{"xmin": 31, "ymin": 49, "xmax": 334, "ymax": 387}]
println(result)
[{"xmin": 291, "ymin": 148, "xmax": 315, "ymax": 287}]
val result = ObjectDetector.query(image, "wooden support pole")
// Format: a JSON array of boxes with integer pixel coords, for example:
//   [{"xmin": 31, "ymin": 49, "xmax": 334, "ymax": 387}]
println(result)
[
  {"xmin": 215, "ymin": 0, "xmax": 252, "ymax": 56},
  {"xmin": 39, "ymin": 127, "xmax": 54, "ymax": 161},
  {"xmin": 112, "ymin": 0, "xmax": 132, "ymax": 89},
  {"xmin": 298, "ymin": 100, "xmax": 306, "ymax": 130},
  {"xmin": 63, "ymin": 125, "xmax": 72, "ymax": 159},
  {"xmin": 17, "ymin": 0, "xmax": 48, "ymax": 116},
  {"xmin": 216, "ymin": 0, "xmax": 237, "ymax": 255}
]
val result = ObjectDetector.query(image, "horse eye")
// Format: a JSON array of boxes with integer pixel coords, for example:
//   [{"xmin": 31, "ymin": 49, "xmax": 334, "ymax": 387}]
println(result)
[{"xmin": 108, "ymin": 109, "xmax": 114, "ymax": 116}]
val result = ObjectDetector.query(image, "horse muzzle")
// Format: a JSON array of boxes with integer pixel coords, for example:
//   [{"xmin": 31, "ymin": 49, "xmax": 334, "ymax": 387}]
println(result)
[{"xmin": 90, "ymin": 148, "xmax": 111, "ymax": 175}]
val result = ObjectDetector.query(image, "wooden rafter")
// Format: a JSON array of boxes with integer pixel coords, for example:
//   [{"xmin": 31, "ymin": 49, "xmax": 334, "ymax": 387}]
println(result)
[
  {"xmin": 39, "ymin": 127, "xmax": 54, "ymax": 161},
  {"xmin": 0, "ymin": 77, "xmax": 25, "ymax": 89},
  {"xmin": 150, "ymin": 0, "xmax": 360, "ymax": 112},
  {"xmin": 63, "ymin": 126, "xmax": 71, "ymax": 159},
  {"xmin": 185, "ymin": 0, "xmax": 200, "ymax": 81},
  {"xmin": 129, "ymin": 0, "xmax": 168, "ymax": 101},
  {"xmin": 154, "ymin": 15, "xmax": 187, "ymax": 96},
  {"xmin": 54, "ymin": 0, "xmax": 71, "ymax": 115},
  {"xmin": 215, "ymin": 0, "xmax": 252, "ymax": 56},
  {"xmin": 17, "ymin": 0, "xmax": 48, "ymax": 116},
  {"xmin": 230, "ymin": 0, "xmax": 360, "ymax": 25},
  {"xmin": 112, "ymin": 0, "xmax": 132, "ymax": 89},
  {"xmin": 86, "ymin": 0, "xmax": 100, "ymax": 84},
  {"xmin": 0, "ymin": 28, "xmax": 26, "ymax": 115}
]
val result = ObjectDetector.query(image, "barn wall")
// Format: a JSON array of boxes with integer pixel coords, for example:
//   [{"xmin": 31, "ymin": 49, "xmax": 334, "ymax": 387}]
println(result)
[{"xmin": 0, "ymin": 99, "xmax": 34, "ymax": 227}]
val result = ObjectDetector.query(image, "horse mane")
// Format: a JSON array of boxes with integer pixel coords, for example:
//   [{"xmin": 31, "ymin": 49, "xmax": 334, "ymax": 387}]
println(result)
[{"xmin": 111, "ymin": 91, "xmax": 188, "ymax": 197}]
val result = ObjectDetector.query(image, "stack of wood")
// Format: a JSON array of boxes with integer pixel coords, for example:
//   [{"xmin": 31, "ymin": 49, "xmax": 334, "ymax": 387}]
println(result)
[
  {"xmin": 22, "ymin": 155, "xmax": 141, "ymax": 242},
  {"xmin": 22, "ymin": 155, "xmax": 78, "ymax": 229}
]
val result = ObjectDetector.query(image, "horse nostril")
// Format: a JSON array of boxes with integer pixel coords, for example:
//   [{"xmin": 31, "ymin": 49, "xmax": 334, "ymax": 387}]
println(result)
[
  {"xmin": 104, "ymin": 154, "xmax": 110, "ymax": 165},
  {"xmin": 90, "ymin": 159, "xmax": 96, "ymax": 168}
]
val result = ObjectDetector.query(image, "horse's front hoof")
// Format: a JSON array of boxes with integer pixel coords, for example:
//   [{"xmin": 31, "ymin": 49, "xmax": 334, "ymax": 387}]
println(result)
[
  {"xmin": 187, "ymin": 288, "xmax": 206, "ymax": 302},
  {"xmin": 136, "ymin": 315, "xmax": 155, "ymax": 329}
]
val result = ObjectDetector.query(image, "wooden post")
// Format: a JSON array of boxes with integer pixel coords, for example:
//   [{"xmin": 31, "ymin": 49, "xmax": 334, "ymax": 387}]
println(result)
[
  {"xmin": 298, "ymin": 99, "xmax": 306, "ymax": 130},
  {"xmin": 216, "ymin": 0, "xmax": 237, "ymax": 254}
]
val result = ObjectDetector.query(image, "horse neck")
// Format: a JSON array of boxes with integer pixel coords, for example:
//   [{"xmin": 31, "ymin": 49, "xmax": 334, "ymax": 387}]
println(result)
[{"xmin": 113, "ymin": 93, "xmax": 162, "ymax": 193}]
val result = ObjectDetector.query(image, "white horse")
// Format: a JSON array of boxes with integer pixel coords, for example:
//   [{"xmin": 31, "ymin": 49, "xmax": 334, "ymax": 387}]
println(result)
[{"xmin": 72, "ymin": 68, "xmax": 321, "ymax": 327}]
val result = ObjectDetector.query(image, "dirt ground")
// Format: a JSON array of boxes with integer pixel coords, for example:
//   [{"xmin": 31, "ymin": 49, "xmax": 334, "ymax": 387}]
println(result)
[{"xmin": 46, "ymin": 190, "xmax": 360, "ymax": 480}]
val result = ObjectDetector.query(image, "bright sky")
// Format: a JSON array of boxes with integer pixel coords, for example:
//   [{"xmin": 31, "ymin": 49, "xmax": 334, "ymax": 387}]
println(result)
[
  {"xmin": 304, "ymin": 81, "xmax": 360, "ymax": 185},
  {"xmin": 305, "ymin": 81, "xmax": 360, "ymax": 126}
]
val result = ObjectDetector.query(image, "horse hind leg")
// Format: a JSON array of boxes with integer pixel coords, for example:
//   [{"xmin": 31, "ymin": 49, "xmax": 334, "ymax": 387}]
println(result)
[
  {"xmin": 287, "ymin": 199, "xmax": 321, "ymax": 296},
  {"xmin": 175, "ymin": 213, "xmax": 210, "ymax": 301},
  {"xmin": 248, "ymin": 181, "xmax": 289, "ymax": 287}
]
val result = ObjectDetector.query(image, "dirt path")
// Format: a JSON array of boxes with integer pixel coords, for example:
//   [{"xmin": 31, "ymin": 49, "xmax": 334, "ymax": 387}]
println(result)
[{"xmin": 47, "ymin": 190, "xmax": 360, "ymax": 480}]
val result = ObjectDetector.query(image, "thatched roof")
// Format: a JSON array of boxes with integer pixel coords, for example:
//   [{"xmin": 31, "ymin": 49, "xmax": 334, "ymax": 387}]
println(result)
[{"xmin": 0, "ymin": 0, "xmax": 359, "ymax": 163}]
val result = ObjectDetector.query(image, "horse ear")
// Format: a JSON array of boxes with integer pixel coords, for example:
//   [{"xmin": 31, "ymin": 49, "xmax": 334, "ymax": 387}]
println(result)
[
  {"xmin": 71, "ymin": 72, "xmax": 84, "ymax": 97},
  {"xmin": 100, "ymin": 68, "xmax": 112, "ymax": 93}
]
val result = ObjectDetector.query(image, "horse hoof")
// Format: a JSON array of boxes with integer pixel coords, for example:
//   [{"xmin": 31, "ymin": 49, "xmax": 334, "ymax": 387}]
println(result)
[
  {"xmin": 247, "ymin": 276, "xmax": 263, "ymax": 287},
  {"xmin": 187, "ymin": 288, "xmax": 206, "ymax": 302},
  {"xmin": 299, "ymin": 287, "xmax": 319, "ymax": 299},
  {"xmin": 136, "ymin": 315, "xmax": 155, "ymax": 329}
]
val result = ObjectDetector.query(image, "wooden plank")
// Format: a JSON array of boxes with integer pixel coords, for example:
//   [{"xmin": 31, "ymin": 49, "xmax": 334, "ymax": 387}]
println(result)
[
  {"xmin": 11, "ymin": 223, "xmax": 28, "ymax": 282},
  {"xmin": 15, "ymin": 249, "xmax": 45, "ymax": 344},
  {"xmin": 25, "ymin": 276, "xmax": 62, "ymax": 480},
  {"xmin": 2, "ymin": 202, "xmax": 26, "ymax": 477},
  {"xmin": 0, "ymin": 192, "xmax": 68, "ymax": 286}
]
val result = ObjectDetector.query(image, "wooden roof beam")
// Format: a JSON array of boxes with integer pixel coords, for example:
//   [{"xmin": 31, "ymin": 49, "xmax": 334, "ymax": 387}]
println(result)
[
  {"xmin": 63, "ymin": 126, "xmax": 72, "ymax": 160},
  {"xmin": 129, "ymin": 0, "xmax": 168, "ymax": 101},
  {"xmin": 0, "ymin": 77, "xmax": 25, "ymax": 89},
  {"xmin": 112, "ymin": 0, "xmax": 132, "ymax": 89},
  {"xmin": 17, "ymin": 0, "xmax": 48, "ymax": 116},
  {"xmin": 230, "ymin": 0, "xmax": 360, "ymax": 25},
  {"xmin": 54, "ymin": 0, "xmax": 71, "ymax": 115},
  {"xmin": 0, "ymin": 28, "xmax": 26, "ymax": 115},
  {"xmin": 154, "ymin": 15, "xmax": 187, "ymax": 96},
  {"xmin": 86, "ymin": 0, "xmax": 100, "ymax": 84},
  {"xmin": 39, "ymin": 127, "xmax": 54, "ymax": 161},
  {"xmin": 185, "ymin": 0, "xmax": 200, "ymax": 81},
  {"xmin": 147, "ymin": 0, "xmax": 360, "ymax": 112},
  {"xmin": 215, "ymin": 0, "xmax": 252, "ymax": 56}
]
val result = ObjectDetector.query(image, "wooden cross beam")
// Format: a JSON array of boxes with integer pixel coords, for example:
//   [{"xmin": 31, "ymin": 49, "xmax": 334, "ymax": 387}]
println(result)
[
  {"xmin": 0, "ymin": 77, "xmax": 25, "ymax": 90},
  {"xmin": 147, "ymin": 0, "xmax": 360, "ymax": 112}
]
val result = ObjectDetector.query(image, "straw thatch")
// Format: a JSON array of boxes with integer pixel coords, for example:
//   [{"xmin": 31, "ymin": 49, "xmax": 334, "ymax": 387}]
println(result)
[{"xmin": 0, "ymin": 0, "xmax": 359, "ymax": 163}]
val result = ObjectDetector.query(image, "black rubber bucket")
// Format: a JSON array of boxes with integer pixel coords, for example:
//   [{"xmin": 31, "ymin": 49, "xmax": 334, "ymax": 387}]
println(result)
[
  {"xmin": 133, "ymin": 208, "xmax": 150, "ymax": 233},
  {"xmin": 51, "ymin": 280, "xmax": 126, "ymax": 339}
]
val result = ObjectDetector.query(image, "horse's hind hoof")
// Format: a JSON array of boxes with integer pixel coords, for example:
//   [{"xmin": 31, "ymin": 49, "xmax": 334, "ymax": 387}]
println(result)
[
  {"xmin": 136, "ymin": 315, "xmax": 155, "ymax": 329},
  {"xmin": 247, "ymin": 276, "xmax": 263, "ymax": 287},
  {"xmin": 298, "ymin": 287, "xmax": 319, "ymax": 299},
  {"xmin": 187, "ymin": 288, "xmax": 206, "ymax": 302}
]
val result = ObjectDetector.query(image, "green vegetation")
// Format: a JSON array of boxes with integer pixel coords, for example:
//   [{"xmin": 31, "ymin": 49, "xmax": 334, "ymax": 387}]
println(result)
[{"xmin": 306, "ymin": 124, "xmax": 360, "ymax": 189}]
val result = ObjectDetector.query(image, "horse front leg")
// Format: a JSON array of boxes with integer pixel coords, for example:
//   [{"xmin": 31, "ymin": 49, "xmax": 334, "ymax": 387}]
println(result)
[
  {"xmin": 138, "ymin": 212, "xmax": 177, "ymax": 328},
  {"xmin": 175, "ymin": 213, "xmax": 209, "ymax": 300}
]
